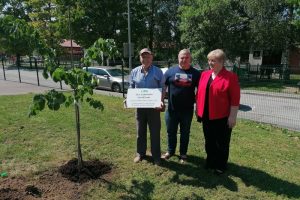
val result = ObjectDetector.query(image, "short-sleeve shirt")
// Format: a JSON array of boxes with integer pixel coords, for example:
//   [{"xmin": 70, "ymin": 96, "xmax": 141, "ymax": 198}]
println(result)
[
  {"xmin": 164, "ymin": 66, "xmax": 200, "ymax": 111},
  {"xmin": 129, "ymin": 65, "xmax": 164, "ymax": 89}
]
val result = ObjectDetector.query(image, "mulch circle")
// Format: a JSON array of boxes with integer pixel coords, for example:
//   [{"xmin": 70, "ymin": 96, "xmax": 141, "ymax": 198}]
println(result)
[
  {"xmin": 0, "ymin": 158, "xmax": 112, "ymax": 200},
  {"xmin": 59, "ymin": 158, "xmax": 112, "ymax": 183}
]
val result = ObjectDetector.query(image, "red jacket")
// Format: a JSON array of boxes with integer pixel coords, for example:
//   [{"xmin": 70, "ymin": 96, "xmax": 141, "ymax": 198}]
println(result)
[{"xmin": 196, "ymin": 67, "xmax": 240, "ymax": 120}]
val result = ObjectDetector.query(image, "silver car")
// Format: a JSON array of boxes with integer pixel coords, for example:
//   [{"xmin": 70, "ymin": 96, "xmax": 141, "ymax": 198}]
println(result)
[{"xmin": 84, "ymin": 66, "xmax": 130, "ymax": 92}]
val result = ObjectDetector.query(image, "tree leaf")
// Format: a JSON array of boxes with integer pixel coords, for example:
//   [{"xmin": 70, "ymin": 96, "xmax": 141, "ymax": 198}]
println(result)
[
  {"xmin": 52, "ymin": 68, "xmax": 66, "ymax": 82},
  {"xmin": 86, "ymin": 97, "xmax": 104, "ymax": 110},
  {"xmin": 33, "ymin": 94, "xmax": 46, "ymax": 111}
]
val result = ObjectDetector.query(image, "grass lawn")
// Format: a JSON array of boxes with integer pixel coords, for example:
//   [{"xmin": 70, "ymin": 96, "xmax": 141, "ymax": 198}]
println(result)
[
  {"xmin": 240, "ymin": 79, "xmax": 300, "ymax": 94},
  {"xmin": 0, "ymin": 94, "xmax": 299, "ymax": 199}
]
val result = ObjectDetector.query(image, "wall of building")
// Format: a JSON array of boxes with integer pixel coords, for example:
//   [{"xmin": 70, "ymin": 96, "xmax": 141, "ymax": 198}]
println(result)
[
  {"xmin": 248, "ymin": 50, "xmax": 263, "ymax": 66},
  {"xmin": 289, "ymin": 48, "xmax": 300, "ymax": 73}
]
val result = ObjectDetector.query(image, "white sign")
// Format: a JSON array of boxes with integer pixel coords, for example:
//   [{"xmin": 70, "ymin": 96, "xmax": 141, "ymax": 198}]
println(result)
[{"xmin": 126, "ymin": 88, "xmax": 162, "ymax": 108}]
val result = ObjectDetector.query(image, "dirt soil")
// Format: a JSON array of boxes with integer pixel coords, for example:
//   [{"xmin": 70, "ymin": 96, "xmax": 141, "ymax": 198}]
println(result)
[{"xmin": 0, "ymin": 159, "xmax": 112, "ymax": 200}]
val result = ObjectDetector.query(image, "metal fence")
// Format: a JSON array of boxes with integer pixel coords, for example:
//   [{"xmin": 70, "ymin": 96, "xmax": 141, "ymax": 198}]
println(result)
[
  {"xmin": 234, "ymin": 64, "xmax": 300, "ymax": 132},
  {"xmin": 1, "ymin": 58, "xmax": 300, "ymax": 132}
]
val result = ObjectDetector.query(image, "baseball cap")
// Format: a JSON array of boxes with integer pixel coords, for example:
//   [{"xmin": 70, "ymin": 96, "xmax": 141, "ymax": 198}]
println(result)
[{"xmin": 139, "ymin": 48, "xmax": 152, "ymax": 55}]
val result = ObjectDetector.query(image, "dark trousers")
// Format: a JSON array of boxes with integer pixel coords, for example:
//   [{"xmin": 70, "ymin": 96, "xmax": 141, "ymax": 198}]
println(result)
[
  {"xmin": 136, "ymin": 108, "xmax": 161, "ymax": 161},
  {"xmin": 202, "ymin": 117, "xmax": 232, "ymax": 171},
  {"xmin": 165, "ymin": 109, "xmax": 194, "ymax": 155}
]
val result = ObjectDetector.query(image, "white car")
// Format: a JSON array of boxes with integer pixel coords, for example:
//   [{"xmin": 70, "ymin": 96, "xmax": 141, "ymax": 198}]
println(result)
[
  {"xmin": 83, "ymin": 66, "xmax": 130, "ymax": 92},
  {"xmin": 160, "ymin": 67, "xmax": 169, "ymax": 74}
]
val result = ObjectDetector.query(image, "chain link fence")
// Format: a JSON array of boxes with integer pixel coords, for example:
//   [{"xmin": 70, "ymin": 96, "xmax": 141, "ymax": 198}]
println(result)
[
  {"xmin": 1, "ymin": 57, "xmax": 300, "ymax": 131},
  {"xmin": 233, "ymin": 64, "xmax": 300, "ymax": 131}
]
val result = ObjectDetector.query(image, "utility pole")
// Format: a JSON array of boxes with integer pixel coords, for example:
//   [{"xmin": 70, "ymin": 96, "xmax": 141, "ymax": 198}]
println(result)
[
  {"xmin": 68, "ymin": 6, "xmax": 74, "ymax": 69},
  {"xmin": 127, "ymin": 0, "xmax": 132, "ymax": 72}
]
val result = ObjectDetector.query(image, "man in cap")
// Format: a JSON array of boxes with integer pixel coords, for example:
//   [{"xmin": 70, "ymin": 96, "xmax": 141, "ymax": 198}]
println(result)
[{"xmin": 129, "ymin": 48, "xmax": 165, "ymax": 165}]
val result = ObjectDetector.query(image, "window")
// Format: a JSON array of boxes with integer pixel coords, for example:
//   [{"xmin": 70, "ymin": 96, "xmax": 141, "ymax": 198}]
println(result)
[
  {"xmin": 253, "ymin": 51, "xmax": 261, "ymax": 59},
  {"xmin": 97, "ymin": 69, "xmax": 108, "ymax": 76}
]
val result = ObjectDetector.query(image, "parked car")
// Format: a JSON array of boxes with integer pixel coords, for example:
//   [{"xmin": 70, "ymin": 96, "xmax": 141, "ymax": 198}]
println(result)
[
  {"xmin": 83, "ymin": 66, "xmax": 130, "ymax": 92},
  {"xmin": 160, "ymin": 67, "xmax": 169, "ymax": 74}
]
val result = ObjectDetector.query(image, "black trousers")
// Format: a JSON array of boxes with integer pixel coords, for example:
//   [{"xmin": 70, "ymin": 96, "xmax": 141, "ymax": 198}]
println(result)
[{"xmin": 202, "ymin": 117, "xmax": 232, "ymax": 171}]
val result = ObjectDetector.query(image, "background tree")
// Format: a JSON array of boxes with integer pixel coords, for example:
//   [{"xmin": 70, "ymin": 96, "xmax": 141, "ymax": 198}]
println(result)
[
  {"xmin": 54, "ymin": 0, "xmax": 127, "ymax": 49},
  {"xmin": 83, "ymin": 38, "xmax": 120, "ymax": 66},
  {"xmin": 286, "ymin": 0, "xmax": 300, "ymax": 46},
  {"xmin": 179, "ymin": 0, "xmax": 251, "ymax": 62},
  {"xmin": 0, "ymin": 0, "xmax": 31, "ymax": 20},
  {"xmin": 0, "ymin": 15, "xmax": 40, "ymax": 67},
  {"xmin": 179, "ymin": 0, "xmax": 300, "ymax": 63},
  {"xmin": 53, "ymin": 0, "xmax": 181, "ymax": 61},
  {"xmin": 1, "ymin": 0, "xmax": 183, "ymax": 63},
  {"xmin": 131, "ymin": 0, "xmax": 181, "ymax": 60},
  {"xmin": 26, "ymin": 0, "xmax": 60, "ymax": 50}
]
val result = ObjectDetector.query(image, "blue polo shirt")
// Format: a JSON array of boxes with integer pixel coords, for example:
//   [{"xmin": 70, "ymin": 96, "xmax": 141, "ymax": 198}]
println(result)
[{"xmin": 129, "ymin": 65, "xmax": 164, "ymax": 89}]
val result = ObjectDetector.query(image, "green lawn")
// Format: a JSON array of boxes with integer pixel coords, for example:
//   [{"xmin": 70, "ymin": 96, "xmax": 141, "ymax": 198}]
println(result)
[
  {"xmin": 0, "ymin": 94, "xmax": 299, "ymax": 199},
  {"xmin": 240, "ymin": 79, "xmax": 300, "ymax": 94}
]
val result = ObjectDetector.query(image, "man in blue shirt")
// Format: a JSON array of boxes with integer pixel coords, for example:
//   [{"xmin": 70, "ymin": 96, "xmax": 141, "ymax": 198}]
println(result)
[
  {"xmin": 129, "ymin": 48, "xmax": 165, "ymax": 165},
  {"xmin": 162, "ymin": 49, "xmax": 200, "ymax": 163}
]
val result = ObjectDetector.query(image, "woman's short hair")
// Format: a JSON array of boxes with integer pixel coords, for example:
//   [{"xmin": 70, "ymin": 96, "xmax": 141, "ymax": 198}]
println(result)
[{"xmin": 207, "ymin": 49, "xmax": 226, "ymax": 63}]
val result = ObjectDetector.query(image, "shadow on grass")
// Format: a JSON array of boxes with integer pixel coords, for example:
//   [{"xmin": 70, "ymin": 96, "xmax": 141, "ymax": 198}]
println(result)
[
  {"xmin": 160, "ymin": 156, "xmax": 238, "ymax": 192},
  {"xmin": 107, "ymin": 179, "xmax": 155, "ymax": 200},
  {"xmin": 106, "ymin": 176, "xmax": 205, "ymax": 200},
  {"xmin": 160, "ymin": 155, "xmax": 300, "ymax": 198}
]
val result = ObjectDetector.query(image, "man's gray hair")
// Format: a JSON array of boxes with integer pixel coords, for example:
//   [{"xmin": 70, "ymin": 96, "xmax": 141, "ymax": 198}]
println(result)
[{"xmin": 178, "ymin": 49, "xmax": 191, "ymax": 56}]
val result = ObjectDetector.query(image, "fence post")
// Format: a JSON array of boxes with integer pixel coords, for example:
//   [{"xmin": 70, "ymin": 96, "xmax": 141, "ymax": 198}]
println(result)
[
  {"xmin": 33, "ymin": 57, "xmax": 40, "ymax": 86},
  {"xmin": 256, "ymin": 64, "xmax": 259, "ymax": 81},
  {"xmin": 17, "ymin": 62, "xmax": 21, "ymax": 83},
  {"xmin": 29, "ymin": 57, "xmax": 33, "ymax": 69},
  {"xmin": 1, "ymin": 56, "xmax": 6, "ymax": 80},
  {"xmin": 247, "ymin": 63, "xmax": 250, "ymax": 80},
  {"xmin": 122, "ymin": 64, "xmax": 125, "ymax": 98}
]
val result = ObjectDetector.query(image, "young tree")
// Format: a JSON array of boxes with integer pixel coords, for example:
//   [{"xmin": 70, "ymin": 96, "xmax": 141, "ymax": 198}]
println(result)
[
  {"xmin": 28, "ymin": 37, "xmax": 119, "ymax": 175},
  {"xmin": 29, "ymin": 50, "xmax": 103, "ymax": 173}
]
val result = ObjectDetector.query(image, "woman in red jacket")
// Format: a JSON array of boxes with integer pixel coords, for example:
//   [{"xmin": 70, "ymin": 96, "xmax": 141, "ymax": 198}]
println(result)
[{"xmin": 196, "ymin": 49, "xmax": 240, "ymax": 175}]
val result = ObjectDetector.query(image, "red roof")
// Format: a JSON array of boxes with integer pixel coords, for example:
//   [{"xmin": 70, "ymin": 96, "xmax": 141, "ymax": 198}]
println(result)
[{"xmin": 60, "ymin": 40, "xmax": 81, "ymax": 48}]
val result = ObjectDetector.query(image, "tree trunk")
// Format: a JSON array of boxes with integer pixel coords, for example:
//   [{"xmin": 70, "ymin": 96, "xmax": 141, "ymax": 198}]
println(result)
[
  {"xmin": 74, "ymin": 99, "xmax": 83, "ymax": 172},
  {"xmin": 106, "ymin": 58, "xmax": 110, "ymax": 66}
]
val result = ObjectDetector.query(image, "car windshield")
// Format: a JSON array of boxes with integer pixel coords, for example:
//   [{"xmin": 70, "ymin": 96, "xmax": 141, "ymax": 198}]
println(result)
[{"xmin": 106, "ymin": 69, "xmax": 128, "ymax": 76}]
